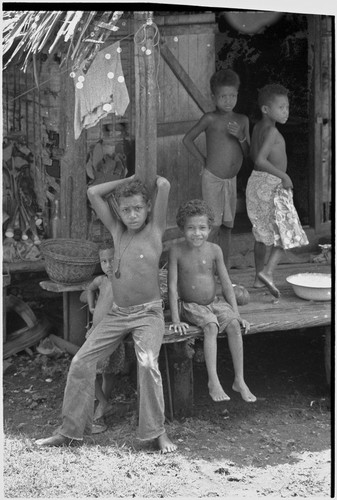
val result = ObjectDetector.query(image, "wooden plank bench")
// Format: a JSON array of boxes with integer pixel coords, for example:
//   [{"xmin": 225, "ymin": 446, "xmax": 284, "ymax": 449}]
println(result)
[
  {"xmin": 161, "ymin": 262, "xmax": 331, "ymax": 420},
  {"xmin": 40, "ymin": 261, "xmax": 331, "ymax": 422}
]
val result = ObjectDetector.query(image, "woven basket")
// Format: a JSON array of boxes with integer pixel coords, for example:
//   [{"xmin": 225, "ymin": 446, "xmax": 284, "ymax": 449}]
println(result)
[{"xmin": 40, "ymin": 238, "xmax": 100, "ymax": 285}]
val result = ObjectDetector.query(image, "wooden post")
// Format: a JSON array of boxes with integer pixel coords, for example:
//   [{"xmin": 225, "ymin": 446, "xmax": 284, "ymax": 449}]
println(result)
[
  {"xmin": 166, "ymin": 341, "xmax": 194, "ymax": 419},
  {"xmin": 134, "ymin": 11, "xmax": 158, "ymax": 194},
  {"xmin": 59, "ymin": 70, "xmax": 87, "ymax": 239}
]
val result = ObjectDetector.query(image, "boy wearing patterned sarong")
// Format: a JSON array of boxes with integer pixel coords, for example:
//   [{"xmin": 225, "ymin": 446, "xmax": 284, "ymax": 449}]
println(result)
[{"xmin": 246, "ymin": 84, "xmax": 308, "ymax": 297}]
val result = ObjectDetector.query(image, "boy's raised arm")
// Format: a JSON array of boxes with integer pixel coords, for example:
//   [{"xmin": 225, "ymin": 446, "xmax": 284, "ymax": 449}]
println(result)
[
  {"xmin": 150, "ymin": 176, "xmax": 171, "ymax": 235},
  {"xmin": 87, "ymin": 176, "xmax": 134, "ymax": 236}
]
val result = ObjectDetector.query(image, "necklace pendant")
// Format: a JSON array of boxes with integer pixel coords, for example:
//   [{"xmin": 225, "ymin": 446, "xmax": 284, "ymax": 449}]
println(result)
[{"xmin": 115, "ymin": 270, "xmax": 121, "ymax": 279}]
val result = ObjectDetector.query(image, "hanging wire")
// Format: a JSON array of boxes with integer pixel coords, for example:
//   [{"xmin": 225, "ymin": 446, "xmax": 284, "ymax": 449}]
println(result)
[
  {"xmin": 134, "ymin": 20, "xmax": 160, "ymax": 48},
  {"xmin": 134, "ymin": 20, "xmax": 161, "ymax": 103}
]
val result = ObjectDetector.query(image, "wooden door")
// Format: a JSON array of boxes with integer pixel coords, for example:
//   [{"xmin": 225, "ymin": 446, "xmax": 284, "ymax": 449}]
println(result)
[
  {"xmin": 156, "ymin": 13, "xmax": 218, "ymax": 229},
  {"xmin": 308, "ymin": 15, "xmax": 332, "ymax": 234}
]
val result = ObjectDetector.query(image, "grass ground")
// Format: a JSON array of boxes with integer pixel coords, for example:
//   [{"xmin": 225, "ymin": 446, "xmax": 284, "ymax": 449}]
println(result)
[{"xmin": 3, "ymin": 328, "xmax": 332, "ymax": 498}]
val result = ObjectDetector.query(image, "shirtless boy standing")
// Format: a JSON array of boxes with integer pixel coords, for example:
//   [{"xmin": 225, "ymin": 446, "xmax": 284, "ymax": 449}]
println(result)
[
  {"xmin": 36, "ymin": 175, "xmax": 176, "ymax": 454},
  {"xmin": 246, "ymin": 83, "xmax": 308, "ymax": 297},
  {"xmin": 183, "ymin": 69, "xmax": 250, "ymax": 269},
  {"xmin": 168, "ymin": 199, "xmax": 256, "ymax": 403}
]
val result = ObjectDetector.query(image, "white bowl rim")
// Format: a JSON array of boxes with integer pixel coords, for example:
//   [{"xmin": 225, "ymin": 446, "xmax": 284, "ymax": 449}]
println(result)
[{"xmin": 286, "ymin": 272, "xmax": 331, "ymax": 289}]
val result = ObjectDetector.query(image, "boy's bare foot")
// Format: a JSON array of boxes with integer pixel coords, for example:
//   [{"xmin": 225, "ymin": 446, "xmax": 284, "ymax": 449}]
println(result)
[
  {"xmin": 257, "ymin": 272, "xmax": 280, "ymax": 298},
  {"xmin": 253, "ymin": 276, "xmax": 265, "ymax": 288},
  {"xmin": 94, "ymin": 401, "xmax": 113, "ymax": 421},
  {"xmin": 35, "ymin": 434, "xmax": 81, "ymax": 447},
  {"xmin": 232, "ymin": 381, "xmax": 257, "ymax": 403},
  {"xmin": 208, "ymin": 382, "xmax": 230, "ymax": 402},
  {"xmin": 157, "ymin": 432, "xmax": 177, "ymax": 454},
  {"xmin": 92, "ymin": 423, "xmax": 107, "ymax": 434}
]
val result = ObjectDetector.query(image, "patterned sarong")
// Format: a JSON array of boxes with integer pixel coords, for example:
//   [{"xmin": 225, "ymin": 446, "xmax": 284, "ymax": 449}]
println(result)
[
  {"xmin": 246, "ymin": 170, "xmax": 308, "ymax": 249},
  {"xmin": 273, "ymin": 186, "xmax": 309, "ymax": 249}
]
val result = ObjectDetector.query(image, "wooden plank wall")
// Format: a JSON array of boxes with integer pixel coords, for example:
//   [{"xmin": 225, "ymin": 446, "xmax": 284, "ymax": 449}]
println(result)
[
  {"xmin": 320, "ymin": 16, "xmax": 332, "ymax": 221},
  {"xmin": 156, "ymin": 14, "xmax": 217, "ymax": 227},
  {"xmin": 2, "ymin": 14, "xmax": 219, "ymax": 242},
  {"xmin": 307, "ymin": 15, "xmax": 332, "ymax": 233}
]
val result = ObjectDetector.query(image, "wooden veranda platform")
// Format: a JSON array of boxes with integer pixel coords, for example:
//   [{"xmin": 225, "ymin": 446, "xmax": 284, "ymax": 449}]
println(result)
[
  {"xmin": 163, "ymin": 261, "xmax": 331, "ymax": 342},
  {"xmin": 161, "ymin": 262, "xmax": 332, "ymax": 420}
]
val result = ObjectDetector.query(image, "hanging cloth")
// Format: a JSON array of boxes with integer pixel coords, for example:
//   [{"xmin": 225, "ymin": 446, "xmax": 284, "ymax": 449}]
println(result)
[
  {"xmin": 73, "ymin": 41, "xmax": 130, "ymax": 139},
  {"xmin": 273, "ymin": 186, "xmax": 309, "ymax": 249}
]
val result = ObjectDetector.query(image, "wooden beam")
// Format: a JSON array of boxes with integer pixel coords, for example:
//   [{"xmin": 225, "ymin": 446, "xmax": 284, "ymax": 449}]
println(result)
[
  {"xmin": 134, "ymin": 12, "xmax": 158, "ymax": 194},
  {"xmin": 155, "ymin": 13, "xmax": 216, "ymax": 27},
  {"xmin": 155, "ymin": 23, "xmax": 218, "ymax": 37},
  {"xmin": 59, "ymin": 70, "xmax": 87, "ymax": 239},
  {"xmin": 160, "ymin": 43, "xmax": 212, "ymax": 113}
]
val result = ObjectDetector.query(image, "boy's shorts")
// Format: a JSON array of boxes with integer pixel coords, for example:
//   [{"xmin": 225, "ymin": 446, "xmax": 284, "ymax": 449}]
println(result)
[
  {"xmin": 202, "ymin": 169, "xmax": 237, "ymax": 228},
  {"xmin": 181, "ymin": 296, "xmax": 240, "ymax": 333}
]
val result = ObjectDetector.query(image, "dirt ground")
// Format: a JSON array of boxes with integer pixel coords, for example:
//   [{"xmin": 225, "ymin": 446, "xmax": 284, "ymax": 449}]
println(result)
[{"xmin": 3, "ymin": 317, "xmax": 332, "ymax": 497}]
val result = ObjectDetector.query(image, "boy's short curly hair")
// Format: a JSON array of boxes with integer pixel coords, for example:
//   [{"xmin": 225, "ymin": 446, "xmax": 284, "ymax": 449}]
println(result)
[
  {"xmin": 210, "ymin": 69, "xmax": 240, "ymax": 95},
  {"xmin": 258, "ymin": 83, "xmax": 289, "ymax": 108},
  {"xmin": 98, "ymin": 241, "xmax": 114, "ymax": 253},
  {"xmin": 114, "ymin": 179, "xmax": 149, "ymax": 205},
  {"xmin": 176, "ymin": 199, "xmax": 215, "ymax": 230}
]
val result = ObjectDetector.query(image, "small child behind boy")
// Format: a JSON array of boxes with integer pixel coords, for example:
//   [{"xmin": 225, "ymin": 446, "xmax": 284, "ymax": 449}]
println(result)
[
  {"xmin": 83, "ymin": 244, "xmax": 125, "ymax": 423},
  {"xmin": 168, "ymin": 199, "xmax": 256, "ymax": 403},
  {"xmin": 183, "ymin": 69, "xmax": 250, "ymax": 269}
]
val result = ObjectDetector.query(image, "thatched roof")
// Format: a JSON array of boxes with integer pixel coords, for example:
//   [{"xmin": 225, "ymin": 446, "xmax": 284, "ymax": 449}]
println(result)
[{"xmin": 2, "ymin": 10, "xmax": 126, "ymax": 72}]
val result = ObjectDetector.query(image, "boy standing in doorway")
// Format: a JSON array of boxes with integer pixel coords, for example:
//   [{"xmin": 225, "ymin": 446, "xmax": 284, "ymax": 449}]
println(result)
[{"xmin": 183, "ymin": 69, "xmax": 250, "ymax": 269}]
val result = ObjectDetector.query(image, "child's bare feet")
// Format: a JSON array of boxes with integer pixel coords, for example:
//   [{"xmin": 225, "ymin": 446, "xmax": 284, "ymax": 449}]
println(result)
[
  {"xmin": 94, "ymin": 401, "xmax": 113, "ymax": 421},
  {"xmin": 232, "ymin": 380, "xmax": 257, "ymax": 402},
  {"xmin": 157, "ymin": 432, "xmax": 177, "ymax": 454},
  {"xmin": 35, "ymin": 434, "xmax": 81, "ymax": 447},
  {"xmin": 257, "ymin": 272, "xmax": 280, "ymax": 298},
  {"xmin": 208, "ymin": 381, "xmax": 230, "ymax": 402}
]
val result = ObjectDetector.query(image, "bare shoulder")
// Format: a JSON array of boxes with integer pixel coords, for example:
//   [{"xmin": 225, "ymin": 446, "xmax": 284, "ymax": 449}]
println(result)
[
  {"xmin": 209, "ymin": 241, "xmax": 223, "ymax": 258},
  {"xmin": 202, "ymin": 112, "xmax": 217, "ymax": 126},
  {"xmin": 96, "ymin": 275, "xmax": 107, "ymax": 288},
  {"xmin": 262, "ymin": 123, "xmax": 278, "ymax": 138},
  {"xmin": 169, "ymin": 240, "xmax": 185, "ymax": 258},
  {"xmin": 91, "ymin": 274, "xmax": 104, "ymax": 287},
  {"xmin": 232, "ymin": 112, "xmax": 249, "ymax": 124},
  {"xmin": 142, "ymin": 220, "xmax": 163, "ymax": 244},
  {"xmin": 253, "ymin": 123, "xmax": 278, "ymax": 144}
]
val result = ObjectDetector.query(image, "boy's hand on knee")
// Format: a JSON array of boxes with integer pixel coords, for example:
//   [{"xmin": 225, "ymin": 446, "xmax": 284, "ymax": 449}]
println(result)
[
  {"xmin": 239, "ymin": 318, "xmax": 250, "ymax": 334},
  {"xmin": 169, "ymin": 322, "xmax": 190, "ymax": 336}
]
